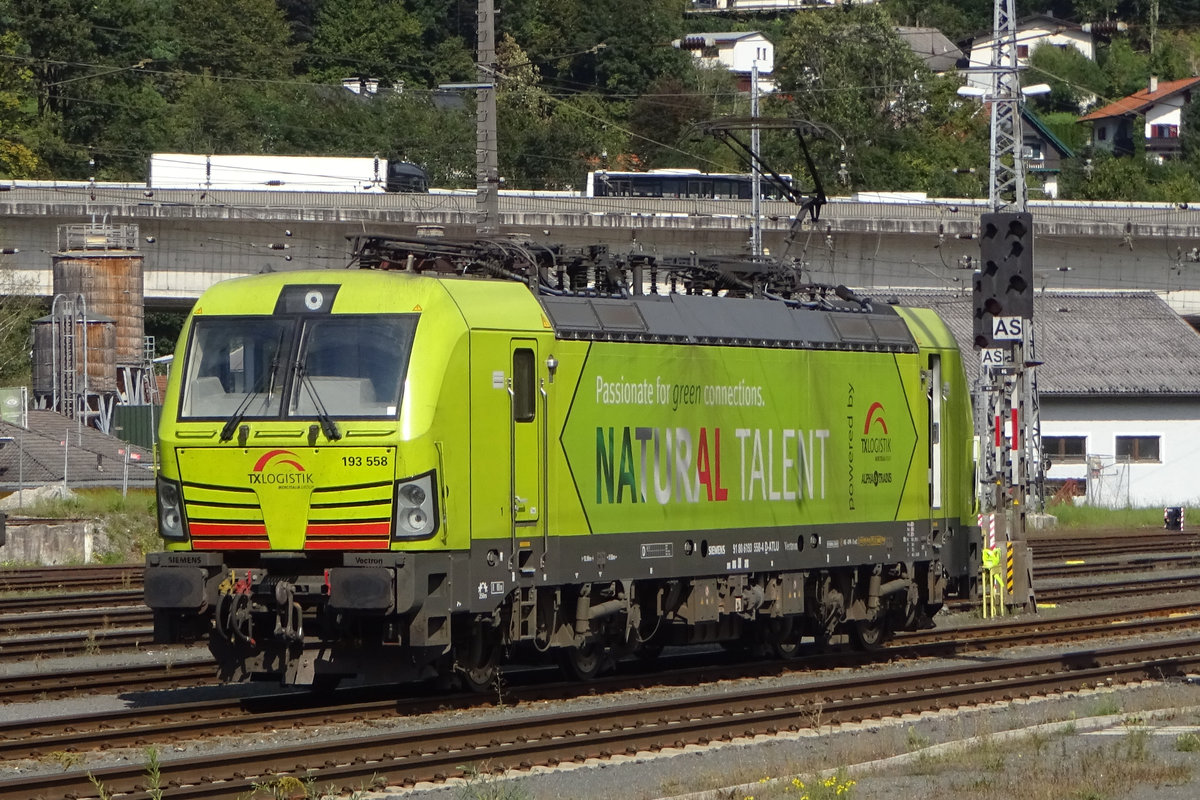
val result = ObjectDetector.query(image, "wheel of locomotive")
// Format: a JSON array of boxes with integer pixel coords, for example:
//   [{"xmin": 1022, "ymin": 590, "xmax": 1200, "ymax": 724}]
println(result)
[
  {"xmin": 455, "ymin": 642, "xmax": 501, "ymax": 694},
  {"xmin": 849, "ymin": 617, "xmax": 892, "ymax": 651},
  {"xmin": 762, "ymin": 617, "xmax": 802, "ymax": 660},
  {"xmin": 560, "ymin": 640, "xmax": 604, "ymax": 681},
  {"xmin": 460, "ymin": 658, "xmax": 499, "ymax": 693}
]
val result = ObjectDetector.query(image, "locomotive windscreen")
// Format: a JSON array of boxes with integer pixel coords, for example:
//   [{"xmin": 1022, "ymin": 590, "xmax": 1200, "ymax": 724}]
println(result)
[{"xmin": 179, "ymin": 314, "xmax": 418, "ymax": 420}]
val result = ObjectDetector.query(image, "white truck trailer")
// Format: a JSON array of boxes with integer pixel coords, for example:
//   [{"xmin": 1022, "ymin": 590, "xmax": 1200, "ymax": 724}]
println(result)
[{"xmin": 148, "ymin": 154, "xmax": 427, "ymax": 192}]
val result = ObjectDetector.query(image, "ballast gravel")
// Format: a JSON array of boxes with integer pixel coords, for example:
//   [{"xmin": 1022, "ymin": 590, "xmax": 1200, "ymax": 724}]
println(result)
[{"xmin": 4, "ymin": 589, "xmax": 1200, "ymax": 800}]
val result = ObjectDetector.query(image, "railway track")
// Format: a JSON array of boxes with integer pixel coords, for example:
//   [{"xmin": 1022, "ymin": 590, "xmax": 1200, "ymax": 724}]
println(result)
[
  {"xmin": 6, "ymin": 634, "xmax": 1199, "ymax": 800},
  {"xmin": 1034, "ymin": 553, "xmax": 1200, "ymax": 579},
  {"xmin": 2, "ymin": 603, "xmax": 1198, "ymax": 762},
  {"xmin": 0, "ymin": 564, "xmax": 143, "ymax": 593},
  {"xmin": 0, "ymin": 658, "xmax": 215, "ymax": 703},
  {"xmin": 1028, "ymin": 531, "xmax": 1200, "ymax": 560},
  {"xmin": 2, "ymin": 568, "xmax": 1198, "ymax": 664},
  {"xmin": 0, "ymin": 588, "xmax": 142, "ymax": 614}
]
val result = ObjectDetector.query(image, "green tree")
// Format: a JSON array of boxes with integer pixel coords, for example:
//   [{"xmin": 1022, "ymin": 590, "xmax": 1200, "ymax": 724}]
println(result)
[
  {"xmin": 5, "ymin": 0, "xmax": 100, "ymax": 118},
  {"xmin": 1098, "ymin": 38, "xmax": 1149, "ymax": 100},
  {"xmin": 774, "ymin": 5, "xmax": 941, "ymax": 190},
  {"xmin": 0, "ymin": 277, "xmax": 43, "ymax": 385},
  {"xmin": 626, "ymin": 72, "xmax": 725, "ymax": 170},
  {"xmin": 307, "ymin": 0, "xmax": 423, "ymax": 86},
  {"xmin": 0, "ymin": 31, "xmax": 41, "ymax": 177},
  {"xmin": 1027, "ymin": 42, "xmax": 1106, "ymax": 114},
  {"xmin": 1059, "ymin": 150, "xmax": 1151, "ymax": 200},
  {"xmin": 172, "ymin": 0, "xmax": 300, "ymax": 80},
  {"xmin": 882, "ymin": 0, "xmax": 984, "ymax": 42},
  {"xmin": 505, "ymin": 0, "xmax": 691, "ymax": 97}
]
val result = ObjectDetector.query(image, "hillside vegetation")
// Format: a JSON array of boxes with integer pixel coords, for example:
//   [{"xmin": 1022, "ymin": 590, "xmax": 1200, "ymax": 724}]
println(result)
[{"xmin": 1, "ymin": 0, "xmax": 1199, "ymax": 199}]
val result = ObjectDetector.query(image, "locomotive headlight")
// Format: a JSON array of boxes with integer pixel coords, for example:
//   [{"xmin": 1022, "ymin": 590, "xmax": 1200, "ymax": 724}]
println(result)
[
  {"xmin": 156, "ymin": 477, "xmax": 190, "ymax": 542},
  {"xmin": 393, "ymin": 471, "xmax": 438, "ymax": 539},
  {"xmin": 399, "ymin": 484, "xmax": 426, "ymax": 506}
]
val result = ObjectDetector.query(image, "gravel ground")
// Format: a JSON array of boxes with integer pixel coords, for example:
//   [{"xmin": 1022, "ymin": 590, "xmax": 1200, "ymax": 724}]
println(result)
[
  {"xmin": 5, "ymin": 589, "xmax": 1200, "ymax": 800},
  {"xmin": 368, "ymin": 685, "xmax": 1200, "ymax": 800},
  {"xmin": 355, "ymin": 589, "xmax": 1200, "ymax": 800}
]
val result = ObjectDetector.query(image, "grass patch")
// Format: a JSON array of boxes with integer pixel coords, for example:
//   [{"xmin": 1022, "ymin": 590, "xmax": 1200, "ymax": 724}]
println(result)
[
  {"xmin": 886, "ymin": 732, "xmax": 1192, "ymax": 800},
  {"xmin": 1048, "ymin": 503, "xmax": 1186, "ymax": 531}
]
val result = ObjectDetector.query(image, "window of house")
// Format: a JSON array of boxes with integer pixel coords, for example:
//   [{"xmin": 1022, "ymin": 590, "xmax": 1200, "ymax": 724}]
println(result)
[
  {"xmin": 1152, "ymin": 124, "xmax": 1179, "ymax": 138},
  {"xmin": 1098, "ymin": 127, "xmax": 1108, "ymax": 142},
  {"xmin": 1017, "ymin": 45, "xmax": 1029, "ymax": 58},
  {"xmin": 1044, "ymin": 435, "xmax": 1087, "ymax": 464},
  {"xmin": 1115, "ymin": 435, "xmax": 1160, "ymax": 463}
]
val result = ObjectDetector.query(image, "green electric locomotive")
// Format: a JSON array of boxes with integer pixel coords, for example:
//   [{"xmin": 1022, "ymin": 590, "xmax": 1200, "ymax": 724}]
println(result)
[{"xmin": 144, "ymin": 236, "xmax": 979, "ymax": 688}]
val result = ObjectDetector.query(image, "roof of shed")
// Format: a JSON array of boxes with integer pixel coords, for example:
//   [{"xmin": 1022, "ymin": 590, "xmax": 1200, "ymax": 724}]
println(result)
[
  {"xmin": 0, "ymin": 410, "xmax": 155, "ymax": 492},
  {"xmin": 888, "ymin": 289, "xmax": 1200, "ymax": 396}
]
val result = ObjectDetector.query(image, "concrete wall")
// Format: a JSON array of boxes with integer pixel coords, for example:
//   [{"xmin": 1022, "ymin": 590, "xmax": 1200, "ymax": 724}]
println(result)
[{"xmin": 1, "ymin": 520, "xmax": 101, "ymax": 565}]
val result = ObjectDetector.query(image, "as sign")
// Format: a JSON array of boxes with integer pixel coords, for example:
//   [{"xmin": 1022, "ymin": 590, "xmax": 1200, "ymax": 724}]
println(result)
[
  {"xmin": 992, "ymin": 316, "xmax": 1024, "ymax": 341},
  {"xmin": 981, "ymin": 348, "xmax": 1014, "ymax": 369}
]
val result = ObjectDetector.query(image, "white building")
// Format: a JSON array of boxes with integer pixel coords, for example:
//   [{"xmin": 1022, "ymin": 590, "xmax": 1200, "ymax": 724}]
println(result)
[
  {"xmin": 893, "ymin": 290, "xmax": 1200, "ymax": 509},
  {"xmin": 673, "ymin": 31, "xmax": 775, "ymax": 93},
  {"xmin": 1079, "ymin": 76, "xmax": 1200, "ymax": 162},
  {"xmin": 963, "ymin": 14, "xmax": 1094, "ymax": 92}
]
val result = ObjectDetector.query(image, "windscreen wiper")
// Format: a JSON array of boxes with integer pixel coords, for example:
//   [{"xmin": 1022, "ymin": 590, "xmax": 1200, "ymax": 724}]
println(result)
[
  {"xmin": 295, "ymin": 363, "xmax": 342, "ymax": 441},
  {"xmin": 219, "ymin": 333, "xmax": 285, "ymax": 442}
]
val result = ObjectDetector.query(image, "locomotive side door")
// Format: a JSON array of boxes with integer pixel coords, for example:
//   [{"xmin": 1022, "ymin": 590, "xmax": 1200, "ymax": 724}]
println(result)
[
  {"xmin": 928, "ymin": 353, "xmax": 943, "ymax": 511},
  {"xmin": 508, "ymin": 339, "xmax": 546, "ymax": 574}
]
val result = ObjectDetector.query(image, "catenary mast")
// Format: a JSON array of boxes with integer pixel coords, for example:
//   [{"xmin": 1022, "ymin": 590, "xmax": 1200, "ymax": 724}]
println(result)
[{"xmin": 972, "ymin": 0, "xmax": 1041, "ymax": 611}]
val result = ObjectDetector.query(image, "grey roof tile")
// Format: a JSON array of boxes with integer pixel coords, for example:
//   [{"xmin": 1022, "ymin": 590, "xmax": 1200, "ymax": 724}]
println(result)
[
  {"xmin": 885, "ymin": 289, "xmax": 1200, "ymax": 396},
  {"xmin": 0, "ymin": 410, "xmax": 155, "ymax": 492}
]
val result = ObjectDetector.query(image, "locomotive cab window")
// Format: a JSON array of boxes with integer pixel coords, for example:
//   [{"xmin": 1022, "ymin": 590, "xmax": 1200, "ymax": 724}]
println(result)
[
  {"xmin": 289, "ymin": 315, "xmax": 417, "ymax": 419},
  {"xmin": 178, "ymin": 314, "xmax": 417, "ymax": 421},
  {"xmin": 513, "ymin": 348, "xmax": 536, "ymax": 422},
  {"xmin": 181, "ymin": 318, "xmax": 293, "ymax": 419}
]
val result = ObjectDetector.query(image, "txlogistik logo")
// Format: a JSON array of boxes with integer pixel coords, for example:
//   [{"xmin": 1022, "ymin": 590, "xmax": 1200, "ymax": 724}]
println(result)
[
  {"xmin": 248, "ymin": 449, "xmax": 315, "ymax": 486},
  {"xmin": 859, "ymin": 401, "xmax": 893, "ymax": 486}
]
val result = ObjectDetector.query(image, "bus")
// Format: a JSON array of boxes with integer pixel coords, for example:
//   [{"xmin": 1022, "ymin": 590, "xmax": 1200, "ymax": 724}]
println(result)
[{"xmin": 585, "ymin": 169, "xmax": 793, "ymax": 201}]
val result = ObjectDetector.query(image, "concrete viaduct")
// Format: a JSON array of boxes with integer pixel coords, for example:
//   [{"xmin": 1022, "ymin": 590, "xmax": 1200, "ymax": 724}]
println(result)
[{"xmin": 2, "ymin": 185, "xmax": 1199, "ymax": 316}]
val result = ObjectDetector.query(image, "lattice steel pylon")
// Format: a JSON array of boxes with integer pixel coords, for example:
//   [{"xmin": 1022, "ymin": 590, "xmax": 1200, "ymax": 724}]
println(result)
[
  {"xmin": 974, "ymin": 0, "xmax": 1041, "ymax": 613},
  {"xmin": 987, "ymin": 0, "xmax": 1026, "ymax": 213}
]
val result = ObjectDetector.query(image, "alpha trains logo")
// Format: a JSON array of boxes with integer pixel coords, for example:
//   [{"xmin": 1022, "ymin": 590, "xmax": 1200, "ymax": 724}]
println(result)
[{"xmin": 249, "ymin": 449, "xmax": 314, "ymax": 486}]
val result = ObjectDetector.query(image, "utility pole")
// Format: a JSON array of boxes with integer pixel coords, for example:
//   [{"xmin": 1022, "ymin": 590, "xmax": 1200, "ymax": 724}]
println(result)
[
  {"xmin": 972, "ymin": 0, "xmax": 1040, "ymax": 612},
  {"xmin": 476, "ymin": 0, "xmax": 500, "ymax": 236},
  {"xmin": 750, "ymin": 60, "xmax": 762, "ymax": 257}
]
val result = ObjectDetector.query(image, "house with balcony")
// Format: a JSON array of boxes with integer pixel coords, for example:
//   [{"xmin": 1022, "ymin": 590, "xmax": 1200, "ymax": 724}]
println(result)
[
  {"xmin": 963, "ymin": 14, "xmax": 1093, "ymax": 93},
  {"xmin": 1023, "ymin": 110, "xmax": 1075, "ymax": 199},
  {"xmin": 1078, "ymin": 76, "xmax": 1200, "ymax": 161},
  {"xmin": 673, "ymin": 31, "xmax": 775, "ymax": 93}
]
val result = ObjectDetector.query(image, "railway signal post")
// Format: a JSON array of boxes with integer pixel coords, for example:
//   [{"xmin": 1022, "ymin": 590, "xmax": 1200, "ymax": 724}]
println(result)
[{"xmin": 969, "ymin": 0, "xmax": 1042, "ymax": 614}]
